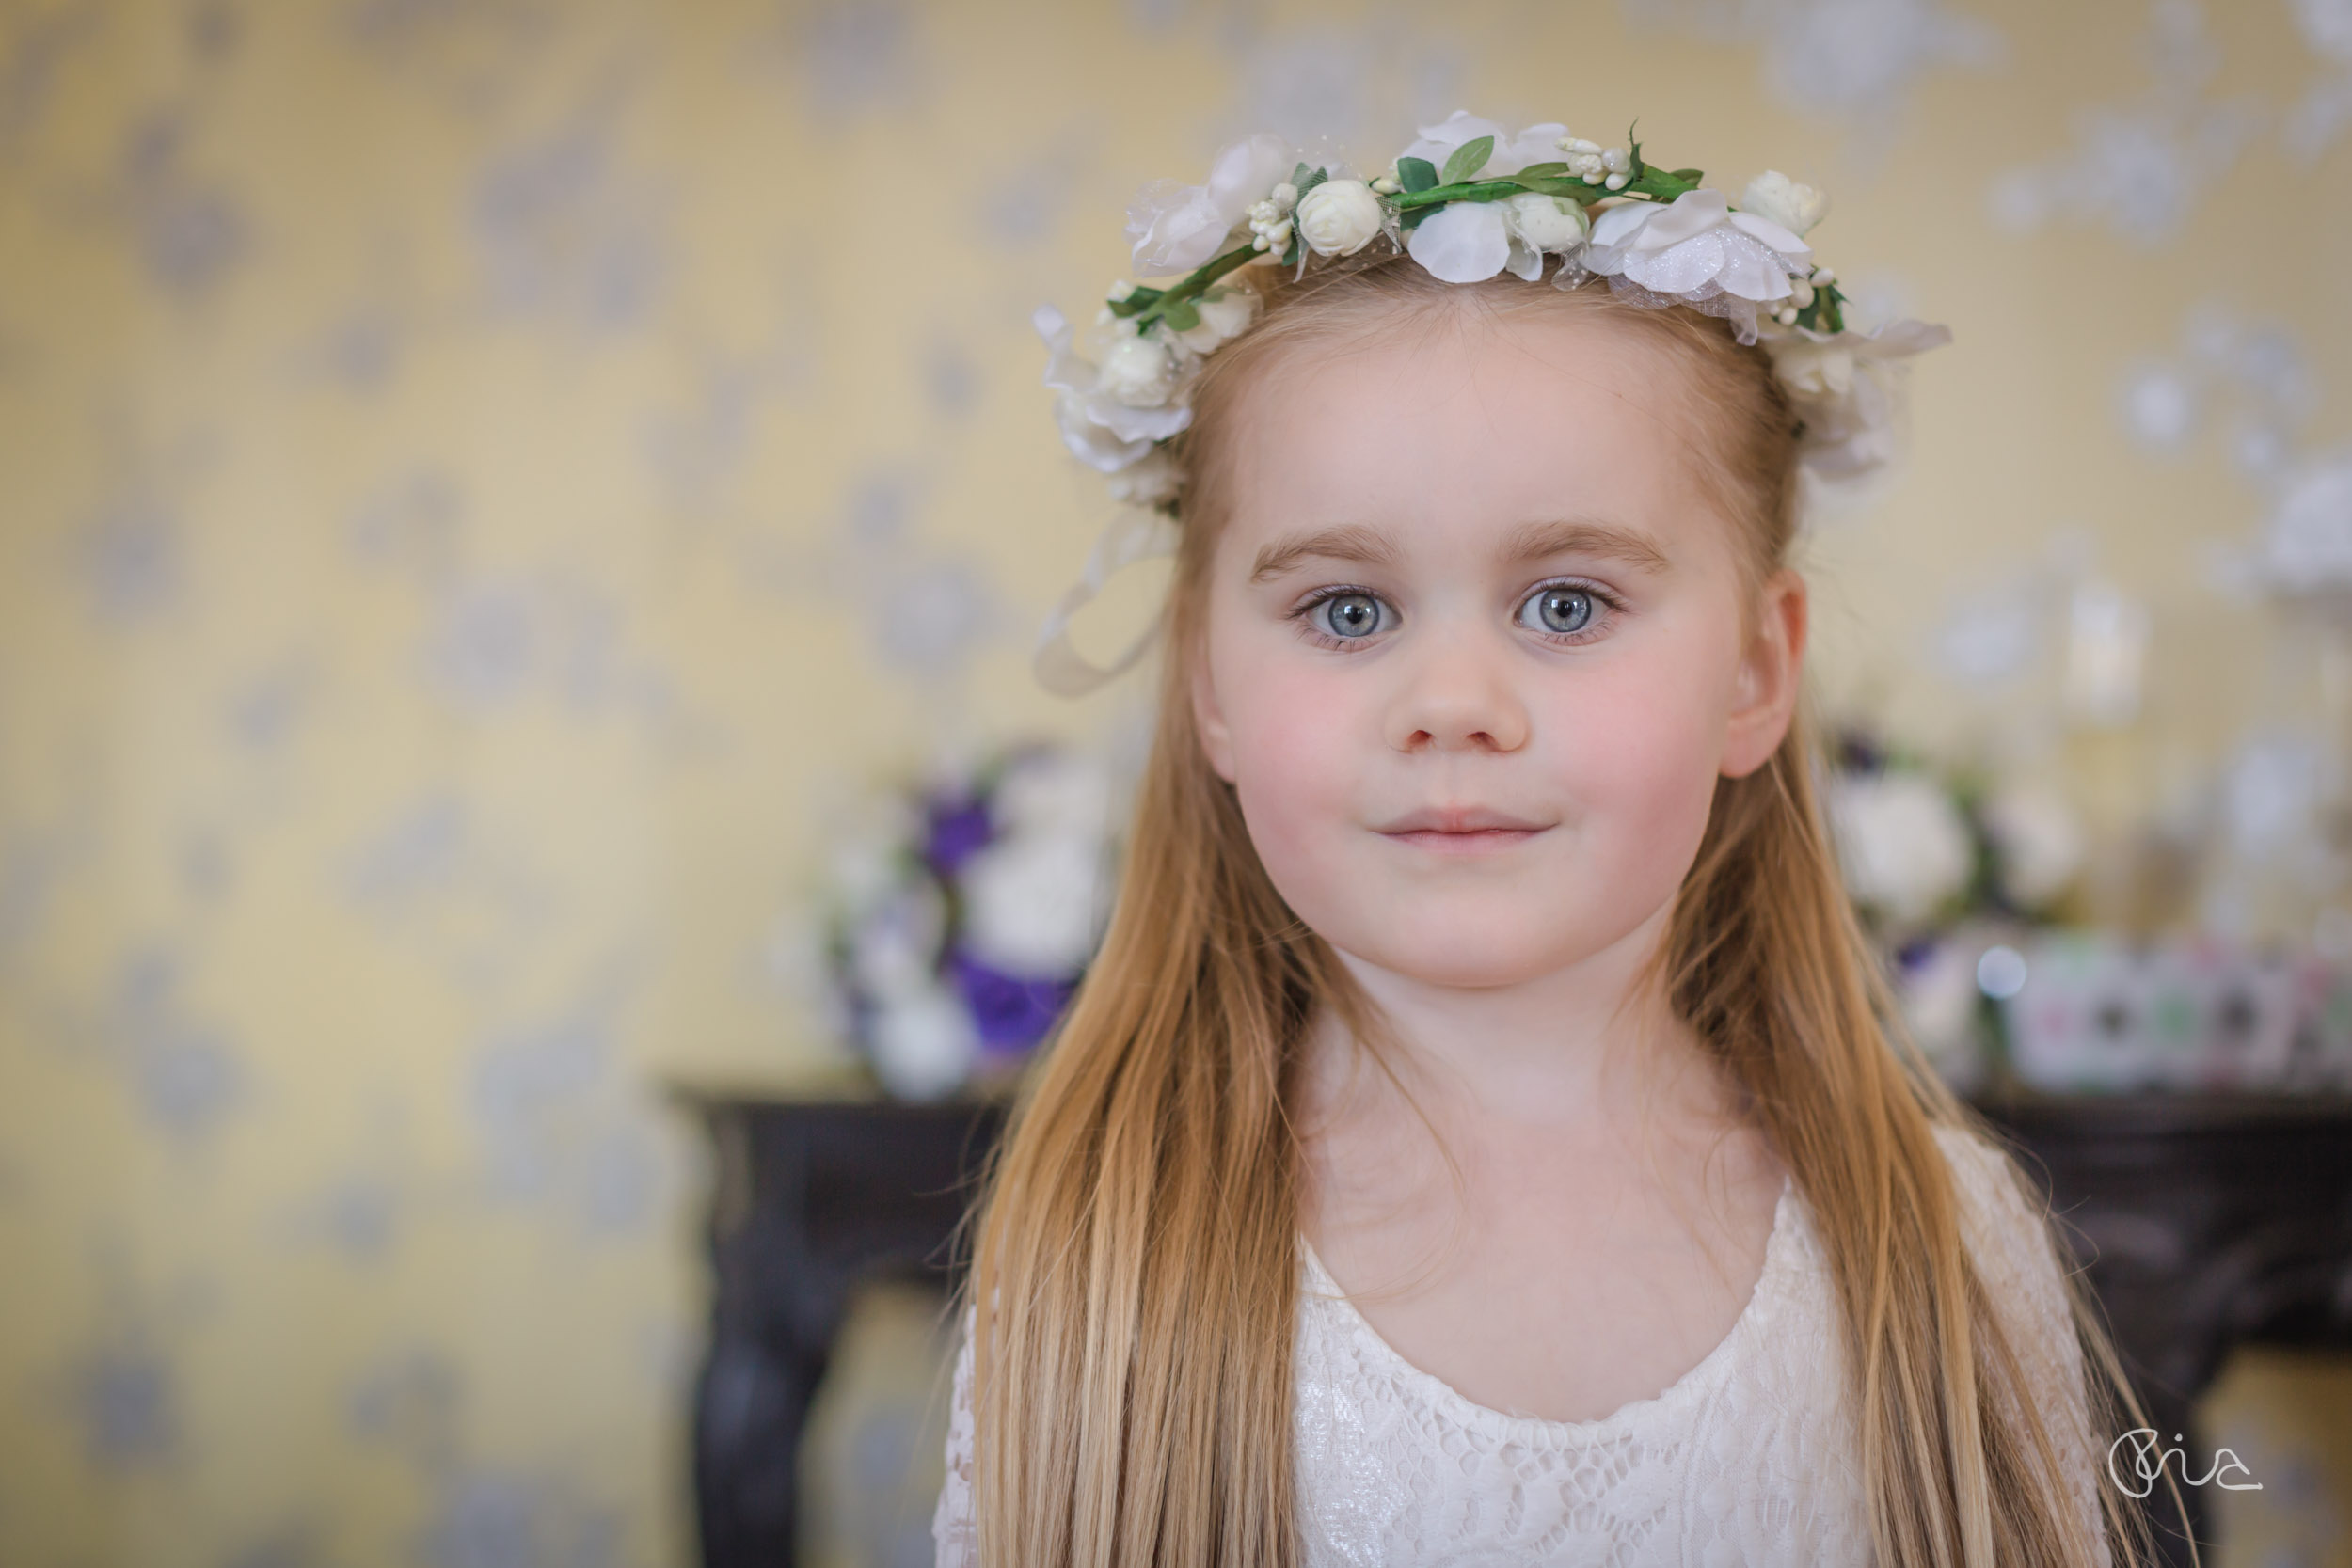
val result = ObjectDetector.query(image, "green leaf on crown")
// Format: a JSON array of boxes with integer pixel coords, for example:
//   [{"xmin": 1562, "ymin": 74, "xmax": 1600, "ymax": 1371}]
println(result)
[
  {"xmin": 1106, "ymin": 284, "xmax": 1166, "ymax": 318},
  {"xmin": 1439, "ymin": 135, "xmax": 1494, "ymax": 185},
  {"xmin": 1158, "ymin": 296, "xmax": 1200, "ymax": 332},
  {"xmin": 1295, "ymin": 165, "xmax": 1329, "ymax": 199},
  {"xmin": 1397, "ymin": 156, "xmax": 1439, "ymax": 194},
  {"xmin": 1281, "ymin": 228, "xmax": 1302, "ymax": 267},
  {"xmin": 1671, "ymin": 167, "xmax": 1703, "ymax": 182},
  {"xmin": 1794, "ymin": 280, "xmax": 1846, "ymax": 335},
  {"xmin": 1512, "ymin": 161, "xmax": 1569, "ymax": 180}
]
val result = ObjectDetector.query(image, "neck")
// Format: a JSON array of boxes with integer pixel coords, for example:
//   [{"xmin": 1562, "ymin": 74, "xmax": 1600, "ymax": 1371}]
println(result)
[{"xmin": 1311, "ymin": 899, "xmax": 1733, "ymax": 1133}]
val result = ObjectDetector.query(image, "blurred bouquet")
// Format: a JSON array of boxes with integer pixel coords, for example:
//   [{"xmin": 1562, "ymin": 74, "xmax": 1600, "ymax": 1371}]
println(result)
[
  {"xmin": 1821, "ymin": 729, "xmax": 2089, "ymax": 1090},
  {"xmin": 822, "ymin": 741, "xmax": 1120, "ymax": 1101}
]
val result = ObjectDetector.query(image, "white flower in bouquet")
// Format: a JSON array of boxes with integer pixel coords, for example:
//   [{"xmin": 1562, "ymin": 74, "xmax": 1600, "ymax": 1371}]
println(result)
[
  {"xmin": 867, "ymin": 984, "xmax": 979, "ymax": 1101},
  {"xmin": 1979, "ymin": 784, "xmax": 2086, "ymax": 911},
  {"xmin": 1897, "ymin": 936, "xmax": 1988, "ymax": 1081},
  {"xmin": 848, "ymin": 879, "xmax": 946, "ymax": 1001},
  {"xmin": 992, "ymin": 749, "xmax": 1118, "ymax": 847},
  {"xmin": 1827, "ymin": 770, "xmax": 1974, "ymax": 927},
  {"xmin": 960, "ymin": 832, "xmax": 1109, "ymax": 977},
  {"xmin": 1294, "ymin": 179, "xmax": 1385, "ymax": 257}
]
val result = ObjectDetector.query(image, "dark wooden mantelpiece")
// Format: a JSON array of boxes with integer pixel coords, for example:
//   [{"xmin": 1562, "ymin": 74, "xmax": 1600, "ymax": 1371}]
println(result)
[{"xmin": 673, "ymin": 1085, "xmax": 2352, "ymax": 1568}]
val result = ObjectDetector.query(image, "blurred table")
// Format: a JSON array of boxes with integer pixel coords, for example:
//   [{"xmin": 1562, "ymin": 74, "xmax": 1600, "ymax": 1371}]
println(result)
[{"xmin": 672, "ymin": 1085, "xmax": 2352, "ymax": 1568}]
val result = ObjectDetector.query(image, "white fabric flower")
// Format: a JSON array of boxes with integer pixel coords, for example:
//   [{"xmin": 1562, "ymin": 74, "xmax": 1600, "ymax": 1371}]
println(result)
[
  {"xmin": 1125, "ymin": 132, "xmax": 1296, "ymax": 277},
  {"xmin": 1104, "ymin": 447, "xmax": 1181, "ymax": 507},
  {"xmin": 1168, "ymin": 286, "xmax": 1258, "ymax": 355},
  {"xmin": 1739, "ymin": 170, "xmax": 1831, "ymax": 237},
  {"xmin": 961, "ymin": 832, "xmax": 1108, "ymax": 976},
  {"xmin": 1758, "ymin": 317, "xmax": 1953, "ymax": 480},
  {"xmin": 1398, "ymin": 110, "xmax": 1567, "ymax": 177},
  {"xmin": 1096, "ymin": 332, "xmax": 1176, "ymax": 406},
  {"xmin": 1826, "ymin": 769, "xmax": 1974, "ymax": 927},
  {"xmin": 1295, "ymin": 179, "xmax": 1384, "ymax": 257},
  {"xmin": 1582, "ymin": 188, "xmax": 1813, "ymax": 314},
  {"xmin": 1034, "ymin": 304, "xmax": 1192, "ymax": 473},
  {"xmin": 1406, "ymin": 200, "xmax": 1519, "ymax": 282},
  {"xmin": 868, "ymin": 984, "xmax": 977, "ymax": 1101},
  {"xmin": 1503, "ymin": 192, "xmax": 1589, "ymax": 252}
]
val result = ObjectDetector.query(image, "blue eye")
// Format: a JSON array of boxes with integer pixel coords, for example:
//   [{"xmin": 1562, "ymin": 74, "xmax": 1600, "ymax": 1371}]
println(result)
[
  {"xmin": 1520, "ymin": 585, "xmax": 1595, "ymax": 636},
  {"xmin": 1310, "ymin": 591, "xmax": 1391, "ymax": 641}
]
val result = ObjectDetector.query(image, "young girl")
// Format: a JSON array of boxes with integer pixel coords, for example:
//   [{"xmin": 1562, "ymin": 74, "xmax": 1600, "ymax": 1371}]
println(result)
[{"xmin": 934, "ymin": 112, "xmax": 2169, "ymax": 1567}]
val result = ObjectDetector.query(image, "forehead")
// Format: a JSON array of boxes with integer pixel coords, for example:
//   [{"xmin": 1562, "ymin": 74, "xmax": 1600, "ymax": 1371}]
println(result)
[{"xmin": 1216, "ymin": 304, "xmax": 1731, "ymax": 563}]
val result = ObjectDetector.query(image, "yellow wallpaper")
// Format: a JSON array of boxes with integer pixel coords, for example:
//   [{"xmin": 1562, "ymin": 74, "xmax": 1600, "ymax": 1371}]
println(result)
[{"xmin": 1, "ymin": 0, "xmax": 2347, "ymax": 1562}]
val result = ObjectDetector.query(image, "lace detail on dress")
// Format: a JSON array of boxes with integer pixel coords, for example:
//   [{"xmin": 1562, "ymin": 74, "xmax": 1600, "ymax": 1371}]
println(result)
[
  {"xmin": 931, "ymin": 1300, "xmax": 978, "ymax": 1568},
  {"xmin": 932, "ymin": 1124, "xmax": 2105, "ymax": 1568}
]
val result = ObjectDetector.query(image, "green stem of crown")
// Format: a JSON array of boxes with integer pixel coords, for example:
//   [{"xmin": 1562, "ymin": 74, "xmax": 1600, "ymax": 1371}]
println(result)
[{"xmin": 1110, "ymin": 242, "xmax": 1263, "ymax": 325}]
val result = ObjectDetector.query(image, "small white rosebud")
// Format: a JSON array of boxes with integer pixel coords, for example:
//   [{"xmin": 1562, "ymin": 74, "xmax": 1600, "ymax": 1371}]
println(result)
[
  {"xmin": 1582, "ymin": 171, "xmax": 1603, "ymax": 184},
  {"xmin": 1604, "ymin": 172, "xmax": 1628, "ymax": 190},
  {"xmin": 1601, "ymin": 147, "xmax": 1629, "ymax": 173},
  {"xmin": 1740, "ymin": 170, "xmax": 1830, "ymax": 236},
  {"xmin": 1106, "ymin": 279, "xmax": 1136, "ymax": 302},
  {"xmin": 1371, "ymin": 175, "xmax": 1400, "ymax": 195},
  {"xmin": 1097, "ymin": 333, "xmax": 1176, "ymax": 406},
  {"xmin": 1252, "ymin": 232, "xmax": 1271, "ymax": 251},
  {"xmin": 1502, "ymin": 191, "xmax": 1591, "ymax": 252},
  {"xmin": 1263, "ymin": 220, "xmax": 1291, "ymax": 250},
  {"xmin": 1790, "ymin": 278, "xmax": 1816, "ymax": 308},
  {"xmin": 1271, "ymin": 182, "xmax": 1298, "ymax": 209},
  {"xmin": 1813, "ymin": 266, "xmax": 1836, "ymax": 284},
  {"xmin": 1775, "ymin": 306, "xmax": 1800, "ymax": 325}
]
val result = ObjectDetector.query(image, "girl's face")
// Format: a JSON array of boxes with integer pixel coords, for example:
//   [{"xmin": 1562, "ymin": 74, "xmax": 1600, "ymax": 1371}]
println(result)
[{"xmin": 1190, "ymin": 305, "xmax": 1805, "ymax": 991}]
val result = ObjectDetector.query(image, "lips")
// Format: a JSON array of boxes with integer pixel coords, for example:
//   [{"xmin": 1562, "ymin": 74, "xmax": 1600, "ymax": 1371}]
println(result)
[{"xmin": 1374, "ymin": 805, "xmax": 1553, "ymax": 837}]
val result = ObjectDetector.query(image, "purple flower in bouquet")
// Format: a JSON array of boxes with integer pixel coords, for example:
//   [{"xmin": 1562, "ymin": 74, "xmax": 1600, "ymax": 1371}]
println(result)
[
  {"xmin": 946, "ymin": 946, "xmax": 1077, "ymax": 1053},
  {"xmin": 923, "ymin": 792, "xmax": 993, "ymax": 875}
]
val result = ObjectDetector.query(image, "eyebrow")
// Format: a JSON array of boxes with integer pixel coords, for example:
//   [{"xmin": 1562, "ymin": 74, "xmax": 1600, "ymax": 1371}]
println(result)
[{"xmin": 1247, "ymin": 516, "xmax": 1671, "ymax": 584}]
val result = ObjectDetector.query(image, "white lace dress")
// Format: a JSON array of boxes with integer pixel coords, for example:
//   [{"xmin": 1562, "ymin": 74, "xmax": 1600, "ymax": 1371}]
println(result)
[{"xmin": 932, "ymin": 1125, "xmax": 2109, "ymax": 1567}]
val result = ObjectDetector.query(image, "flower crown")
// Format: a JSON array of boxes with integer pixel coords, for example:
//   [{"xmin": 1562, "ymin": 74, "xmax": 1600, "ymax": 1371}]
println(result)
[{"xmin": 1032, "ymin": 110, "xmax": 1952, "ymax": 696}]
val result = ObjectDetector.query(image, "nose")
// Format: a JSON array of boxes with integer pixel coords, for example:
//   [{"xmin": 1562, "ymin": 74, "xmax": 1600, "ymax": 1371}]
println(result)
[{"xmin": 1382, "ymin": 622, "xmax": 1531, "ymax": 755}]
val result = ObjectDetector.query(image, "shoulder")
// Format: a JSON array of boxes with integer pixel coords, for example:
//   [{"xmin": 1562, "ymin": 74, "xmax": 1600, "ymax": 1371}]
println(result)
[{"xmin": 1929, "ymin": 1122, "xmax": 2059, "ymax": 1269}]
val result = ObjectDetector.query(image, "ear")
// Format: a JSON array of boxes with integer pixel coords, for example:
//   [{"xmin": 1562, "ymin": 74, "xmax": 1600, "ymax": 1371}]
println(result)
[
  {"xmin": 1189, "ymin": 635, "xmax": 1238, "ymax": 784},
  {"xmin": 1721, "ymin": 567, "xmax": 1806, "ymax": 780}
]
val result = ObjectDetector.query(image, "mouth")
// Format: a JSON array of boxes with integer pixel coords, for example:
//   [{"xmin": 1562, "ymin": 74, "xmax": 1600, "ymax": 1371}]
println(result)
[{"xmin": 1374, "ymin": 806, "xmax": 1554, "ymax": 853}]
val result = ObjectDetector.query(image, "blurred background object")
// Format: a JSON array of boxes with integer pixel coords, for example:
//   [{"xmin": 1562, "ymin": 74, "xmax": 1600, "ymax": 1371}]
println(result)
[{"xmin": 3, "ymin": 0, "xmax": 2351, "ymax": 1564}]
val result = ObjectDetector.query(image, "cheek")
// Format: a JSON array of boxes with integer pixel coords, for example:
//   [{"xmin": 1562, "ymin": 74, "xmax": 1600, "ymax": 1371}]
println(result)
[{"xmin": 1215, "ymin": 642, "xmax": 1365, "ymax": 879}]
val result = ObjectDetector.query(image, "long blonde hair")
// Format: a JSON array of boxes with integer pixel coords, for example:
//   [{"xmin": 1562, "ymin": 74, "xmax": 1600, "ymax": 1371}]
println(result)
[{"xmin": 959, "ymin": 247, "xmax": 2176, "ymax": 1566}]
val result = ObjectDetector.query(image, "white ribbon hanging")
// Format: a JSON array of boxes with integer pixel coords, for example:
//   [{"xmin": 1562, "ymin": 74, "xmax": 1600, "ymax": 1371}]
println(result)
[{"xmin": 1032, "ymin": 508, "xmax": 1183, "ymax": 697}]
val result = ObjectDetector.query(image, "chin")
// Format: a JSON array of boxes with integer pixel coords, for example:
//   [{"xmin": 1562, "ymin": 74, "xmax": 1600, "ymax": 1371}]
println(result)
[{"xmin": 1333, "ymin": 923, "xmax": 1580, "ymax": 990}]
